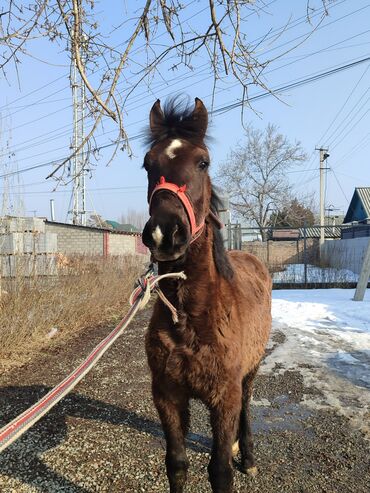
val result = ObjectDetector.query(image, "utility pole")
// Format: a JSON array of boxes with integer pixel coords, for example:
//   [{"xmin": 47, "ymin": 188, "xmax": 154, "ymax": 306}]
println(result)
[
  {"xmin": 69, "ymin": 36, "xmax": 87, "ymax": 225},
  {"xmin": 316, "ymin": 147, "xmax": 330, "ymax": 250},
  {"xmin": 353, "ymin": 239, "xmax": 370, "ymax": 301}
]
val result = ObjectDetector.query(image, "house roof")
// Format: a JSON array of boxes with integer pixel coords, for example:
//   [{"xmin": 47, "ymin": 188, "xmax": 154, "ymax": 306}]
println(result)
[
  {"xmin": 343, "ymin": 187, "xmax": 370, "ymax": 223},
  {"xmin": 270, "ymin": 226, "xmax": 341, "ymax": 239},
  {"xmin": 106, "ymin": 220, "xmax": 140, "ymax": 232},
  {"xmin": 299, "ymin": 226, "xmax": 341, "ymax": 238},
  {"xmin": 45, "ymin": 220, "xmax": 142, "ymax": 236}
]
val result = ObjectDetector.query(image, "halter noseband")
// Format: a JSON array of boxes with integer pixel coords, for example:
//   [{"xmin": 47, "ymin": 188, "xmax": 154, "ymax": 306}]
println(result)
[{"xmin": 149, "ymin": 176, "xmax": 205, "ymax": 243}]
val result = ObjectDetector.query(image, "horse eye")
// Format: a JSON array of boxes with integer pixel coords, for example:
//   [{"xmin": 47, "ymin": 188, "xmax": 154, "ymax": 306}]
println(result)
[{"xmin": 198, "ymin": 160, "xmax": 209, "ymax": 170}]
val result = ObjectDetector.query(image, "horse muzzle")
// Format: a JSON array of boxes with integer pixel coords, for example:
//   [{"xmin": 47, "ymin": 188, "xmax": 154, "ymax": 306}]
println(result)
[{"xmin": 142, "ymin": 216, "xmax": 189, "ymax": 262}]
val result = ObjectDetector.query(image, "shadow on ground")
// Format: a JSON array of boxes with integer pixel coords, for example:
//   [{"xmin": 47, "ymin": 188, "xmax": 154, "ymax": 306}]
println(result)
[{"xmin": 0, "ymin": 385, "xmax": 210, "ymax": 492}]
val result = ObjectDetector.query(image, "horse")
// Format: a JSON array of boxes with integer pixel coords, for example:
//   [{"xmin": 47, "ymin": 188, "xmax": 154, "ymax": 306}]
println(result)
[{"xmin": 142, "ymin": 97, "xmax": 272, "ymax": 493}]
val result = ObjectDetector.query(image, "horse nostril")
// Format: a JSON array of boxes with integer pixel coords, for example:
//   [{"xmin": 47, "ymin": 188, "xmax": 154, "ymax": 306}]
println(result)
[
  {"xmin": 142, "ymin": 220, "xmax": 155, "ymax": 248},
  {"xmin": 172, "ymin": 223, "xmax": 187, "ymax": 247},
  {"xmin": 171, "ymin": 225, "xmax": 178, "ymax": 245}
]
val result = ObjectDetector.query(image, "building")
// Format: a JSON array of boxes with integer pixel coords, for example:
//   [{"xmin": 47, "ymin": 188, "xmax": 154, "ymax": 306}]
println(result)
[
  {"xmin": 343, "ymin": 187, "xmax": 370, "ymax": 224},
  {"xmin": 0, "ymin": 216, "xmax": 148, "ymax": 277}
]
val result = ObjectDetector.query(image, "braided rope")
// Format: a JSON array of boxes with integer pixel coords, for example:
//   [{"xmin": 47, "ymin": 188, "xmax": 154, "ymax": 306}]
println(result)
[{"xmin": 0, "ymin": 270, "xmax": 186, "ymax": 454}]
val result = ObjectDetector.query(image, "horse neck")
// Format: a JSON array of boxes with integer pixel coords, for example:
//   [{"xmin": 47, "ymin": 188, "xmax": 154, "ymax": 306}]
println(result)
[{"xmin": 157, "ymin": 224, "xmax": 218, "ymax": 313}]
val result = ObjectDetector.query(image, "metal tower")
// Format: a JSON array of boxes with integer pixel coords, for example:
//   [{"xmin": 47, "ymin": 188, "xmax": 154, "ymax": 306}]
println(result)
[
  {"xmin": 69, "ymin": 38, "xmax": 87, "ymax": 225},
  {"xmin": 0, "ymin": 113, "xmax": 25, "ymax": 217}
]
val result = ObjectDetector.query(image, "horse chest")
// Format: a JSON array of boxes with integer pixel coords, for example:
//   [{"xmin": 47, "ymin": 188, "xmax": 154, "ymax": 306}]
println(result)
[{"xmin": 152, "ymin": 324, "xmax": 241, "ymax": 398}]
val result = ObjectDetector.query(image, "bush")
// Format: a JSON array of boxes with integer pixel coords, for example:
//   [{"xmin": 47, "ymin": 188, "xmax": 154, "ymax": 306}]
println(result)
[{"xmin": 0, "ymin": 255, "xmax": 144, "ymax": 371}]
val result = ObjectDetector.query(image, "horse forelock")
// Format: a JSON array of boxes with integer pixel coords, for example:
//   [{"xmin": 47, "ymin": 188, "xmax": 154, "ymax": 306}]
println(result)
[{"xmin": 146, "ymin": 96, "xmax": 208, "ymax": 147}]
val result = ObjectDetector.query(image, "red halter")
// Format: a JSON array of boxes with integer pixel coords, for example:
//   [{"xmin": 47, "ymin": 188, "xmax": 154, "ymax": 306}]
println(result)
[{"xmin": 149, "ymin": 176, "xmax": 205, "ymax": 242}]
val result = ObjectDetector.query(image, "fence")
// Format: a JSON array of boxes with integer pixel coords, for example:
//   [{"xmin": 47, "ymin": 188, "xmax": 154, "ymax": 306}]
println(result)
[{"xmin": 226, "ymin": 223, "xmax": 369, "ymax": 288}]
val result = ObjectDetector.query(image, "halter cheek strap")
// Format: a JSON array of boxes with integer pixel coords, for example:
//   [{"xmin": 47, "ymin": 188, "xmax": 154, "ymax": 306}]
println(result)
[{"xmin": 149, "ymin": 176, "xmax": 205, "ymax": 243}]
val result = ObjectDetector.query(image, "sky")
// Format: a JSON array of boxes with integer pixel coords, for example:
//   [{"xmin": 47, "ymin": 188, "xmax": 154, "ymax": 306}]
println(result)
[{"xmin": 1, "ymin": 0, "xmax": 370, "ymax": 223}]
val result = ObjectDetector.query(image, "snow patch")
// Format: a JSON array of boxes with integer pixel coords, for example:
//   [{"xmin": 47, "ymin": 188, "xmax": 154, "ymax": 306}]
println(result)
[{"xmin": 265, "ymin": 288, "xmax": 370, "ymax": 436}]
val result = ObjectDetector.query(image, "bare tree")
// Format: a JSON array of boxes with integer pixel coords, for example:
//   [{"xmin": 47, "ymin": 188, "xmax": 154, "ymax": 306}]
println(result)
[
  {"xmin": 87, "ymin": 213, "xmax": 111, "ymax": 229},
  {"xmin": 270, "ymin": 197, "xmax": 316, "ymax": 228},
  {"xmin": 0, "ymin": 1, "xmax": 331, "ymax": 182},
  {"xmin": 216, "ymin": 124, "xmax": 307, "ymax": 239},
  {"xmin": 119, "ymin": 209, "xmax": 148, "ymax": 231}
]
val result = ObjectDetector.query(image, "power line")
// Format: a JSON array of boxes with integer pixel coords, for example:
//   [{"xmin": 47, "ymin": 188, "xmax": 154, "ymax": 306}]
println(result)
[
  {"xmin": 5, "ymin": 29, "xmax": 369, "ymax": 166},
  {"xmin": 212, "ymin": 53, "xmax": 370, "ymax": 115},
  {"xmin": 331, "ymin": 168, "xmax": 349, "ymax": 202},
  {"xmin": 325, "ymin": 88, "xmax": 370, "ymax": 147},
  {"xmin": 259, "ymin": 1, "xmax": 368, "ymax": 60},
  {"xmin": 0, "ymin": 0, "xmax": 203, "ymax": 112},
  {"xmin": 316, "ymin": 63, "xmax": 370, "ymax": 146},
  {"xmin": 0, "ymin": 0, "xmax": 352, "ymax": 165},
  {"xmin": 0, "ymin": 75, "xmax": 67, "ymax": 112},
  {"xmin": 0, "ymin": 0, "xmax": 342, "ymax": 125},
  {"xmin": 331, "ymin": 105, "xmax": 370, "ymax": 150},
  {"xmin": 331, "ymin": 132, "xmax": 370, "ymax": 169},
  {"xmin": 0, "ymin": 185, "xmax": 147, "ymax": 195},
  {"xmin": 3, "ymin": 52, "xmax": 370, "ymax": 182}
]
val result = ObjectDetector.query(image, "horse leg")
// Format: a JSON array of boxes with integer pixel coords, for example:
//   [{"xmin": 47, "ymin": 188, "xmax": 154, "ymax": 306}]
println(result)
[
  {"xmin": 208, "ymin": 392, "xmax": 241, "ymax": 493},
  {"xmin": 153, "ymin": 384, "xmax": 190, "ymax": 493},
  {"xmin": 238, "ymin": 366, "xmax": 259, "ymax": 476}
]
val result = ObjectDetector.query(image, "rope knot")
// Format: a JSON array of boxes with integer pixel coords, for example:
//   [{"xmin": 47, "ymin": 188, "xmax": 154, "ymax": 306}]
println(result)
[{"xmin": 129, "ymin": 271, "xmax": 187, "ymax": 323}]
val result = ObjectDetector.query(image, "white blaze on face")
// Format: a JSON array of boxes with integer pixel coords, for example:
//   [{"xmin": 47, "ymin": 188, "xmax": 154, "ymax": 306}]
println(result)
[
  {"xmin": 152, "ymin": 225, "xmax": 164, "ymax": 247},
  {"xmin": 165, "ymin": 139, "xmax": 182, "ymax": 159}
]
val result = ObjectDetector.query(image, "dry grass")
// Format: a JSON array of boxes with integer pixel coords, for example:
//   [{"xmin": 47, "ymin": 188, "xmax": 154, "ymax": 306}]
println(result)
[{"xmin": 0, "ymin": 255, "xmax": 144, "ymax": 371}]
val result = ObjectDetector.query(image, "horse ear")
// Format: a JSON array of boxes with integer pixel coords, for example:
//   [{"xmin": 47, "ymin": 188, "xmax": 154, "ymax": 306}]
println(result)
[
  {"xmin": 191, "ymin": 98, "xmax": 208, "ymax": 139},
  {"xmin": 150, "ymin": 99, "xmax": 164, "ymax": 134}
]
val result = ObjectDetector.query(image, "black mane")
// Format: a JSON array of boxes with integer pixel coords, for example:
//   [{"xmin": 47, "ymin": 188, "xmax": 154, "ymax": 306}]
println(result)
[
  {"xmin": 146, "ymin": 96, "xmax": 208, "ymax": 147},
  {"xmin": 210, "ymin": 187, "xmax": 234, "ymax": 281}
]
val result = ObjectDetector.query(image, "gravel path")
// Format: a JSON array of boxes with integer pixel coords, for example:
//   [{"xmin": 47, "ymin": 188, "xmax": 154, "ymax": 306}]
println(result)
[{"xmin": 0, "ymin": 307, "xmax": 368, "ymax": 492}]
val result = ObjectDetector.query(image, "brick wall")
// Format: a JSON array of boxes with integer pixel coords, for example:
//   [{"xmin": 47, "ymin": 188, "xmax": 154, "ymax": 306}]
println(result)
[{"xmin": 242, "ymin": 239, "xmax": 319, "ymax": 267}]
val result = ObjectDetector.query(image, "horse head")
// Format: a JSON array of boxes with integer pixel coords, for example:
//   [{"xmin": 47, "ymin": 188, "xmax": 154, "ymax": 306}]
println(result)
[{"xmin": 142, "ymin": 97, "xmax": 212, "ymax": 263}]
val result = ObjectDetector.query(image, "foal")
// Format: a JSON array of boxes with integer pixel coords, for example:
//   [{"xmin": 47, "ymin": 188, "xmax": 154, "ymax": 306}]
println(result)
[{"xmin": 142, "ymin": 97, "xmax": 271, "ymax": 493}]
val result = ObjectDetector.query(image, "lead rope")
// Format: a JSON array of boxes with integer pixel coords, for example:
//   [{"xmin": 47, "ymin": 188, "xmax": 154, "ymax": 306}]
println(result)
[
  {"xmin": 0, "ymin": 269, "xmax": 186, "ymax": 454},
  {"xmin": 129, "ymin": 268, "xmax": 186, "ymax": 323}
]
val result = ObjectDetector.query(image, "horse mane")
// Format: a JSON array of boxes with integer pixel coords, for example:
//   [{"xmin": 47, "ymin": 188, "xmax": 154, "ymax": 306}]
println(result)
[
  {"xmin": 146, "ymin": 96, "xmax": 208, "ymax": 147},
  {"xmin": 210, "ymin": 187, "xmax": 234, "ymax": 281}
]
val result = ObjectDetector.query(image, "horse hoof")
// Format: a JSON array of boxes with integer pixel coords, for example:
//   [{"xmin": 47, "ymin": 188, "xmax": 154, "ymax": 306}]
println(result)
[
  {"xmin": 246, "ymin": 466, "xmax": 258, "ymax": 477},
  {"xmin": 231, "ymin": 440, "xmax": 239, "ymax": 457}
]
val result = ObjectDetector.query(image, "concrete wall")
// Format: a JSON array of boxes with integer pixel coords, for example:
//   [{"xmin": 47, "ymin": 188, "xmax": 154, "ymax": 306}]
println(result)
[
  {"xmin": 45, "ymin": 222, "xmax": 104, "ymax": 256},
  {"xmin": 1, "ymin": 254, "xmax": 57, "ymax": 277},
  {"xmin": 321, "ymin": 237, "xmax": 370, "ymax": 274},
  {"xmin": 45, "ymin": 221, "xmax": 148, "ymax": 258},
  {"xmin": 109, "ymin": 233, "xmax": 136, "ymax": 256},
  {"xmin": 0, "ymin": 217, "xmax": 148, "ymax": 277},
  {"xmin": 0, "ymin": 217, "xmax": 58, "ymax": 276}
]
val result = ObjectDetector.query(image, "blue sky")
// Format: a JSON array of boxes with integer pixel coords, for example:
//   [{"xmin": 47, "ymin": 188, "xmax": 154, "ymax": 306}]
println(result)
[{"xmin": 1, "ymin": 0, "xmax": 370, "ymax": 222}]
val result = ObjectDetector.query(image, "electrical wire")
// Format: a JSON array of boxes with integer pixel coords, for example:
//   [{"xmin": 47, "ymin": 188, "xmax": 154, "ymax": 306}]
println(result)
[
  {"xmin": 318, "ymin": 62, "xmax": 370, "ymax": 145},
  {"xmin": 5, "ymin": 33, "xmax": 370, "ymax": 167},
  {"xmin": 0, "ymin": 0, "xmax": 344, "ymax": 135},
  {"xmin": 331, "ymin": 168, "xmax": 349, "ymax": 202},
  {"xmin": 3, "ymin": 52, "xmax": 370, "ymax": 182}
]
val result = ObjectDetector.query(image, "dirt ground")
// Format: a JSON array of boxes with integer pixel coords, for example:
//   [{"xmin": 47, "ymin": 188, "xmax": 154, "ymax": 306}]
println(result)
[{"xmin": 0, "ymin": 306, "xmax": 369, "ymax": 493}]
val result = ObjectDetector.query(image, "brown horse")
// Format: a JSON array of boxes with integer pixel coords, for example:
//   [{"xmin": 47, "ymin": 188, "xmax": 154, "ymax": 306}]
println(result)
[{"xmin": 142, "ymin": 97, "xmax": 272, "ymax": 493}]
